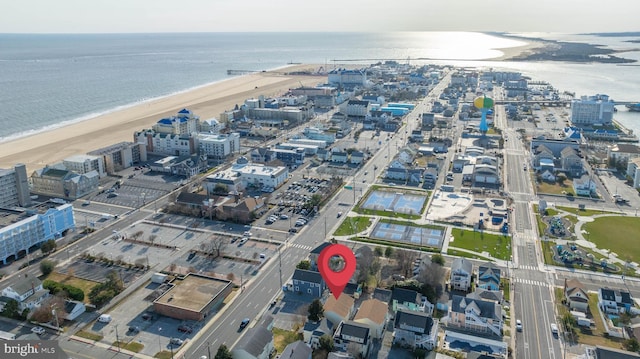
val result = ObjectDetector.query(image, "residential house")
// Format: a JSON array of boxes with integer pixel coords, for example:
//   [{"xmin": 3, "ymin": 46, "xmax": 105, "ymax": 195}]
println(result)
[
  {"xmin": 290, "ymin": 269, "xmax": 326, "ymax": 297},
  {"xmin": 350, "ymin": 151, "xmax": 365, "ymax": 165},
  {"xmin": 0, "ymin": 275, "xmax": 49, "ymax": 311},
  {"xmin": 598, "ymin": 288, "xmax": 634, "ymax": 314},
  {"xmin": 231, "ymin": 326, "xmax": 274, "ymax": 359},
  {"xmin": 309, "ymin": 243, "xmax": 332, "ymax": 270},
  {"xmin": 386, "ymin": 164, "xmax": 408, "ymax": 181},
  {"xmin": 560, "ymin": 147, "xmax": 584, "ymax": 178},
  {"xmin": 303, "ymin": 317, "xmax": 333, "ymax": 349},
  {"xmin": 62, "ymin": 300, "xmax": 86, "ymax": 321},
  {"xmin": 448, "ymin": 295, "xmax": 502, "ymax": 337},
  {"xmin": 353, "ymin": 299, "xmax": 388, "ymax": 339},
  {"xmin": 408, "ymin": 168, "xmax": 424, "ymax": 184},
  {"xmin": 279, "ymin": 341, "xmax": 312, "ymax": 359},
  {"xmin": 466, "ymin": 288, "xmax": 503, "ymax": 304},
  {"xmin": 391, "ymin": 287, "xmax": 434, "ymax": 315},
  {"xmin": 423, "ymin": 168, "xmax": 438, "ymax": 187},
  {"xmin": 593, "ymin": 345, "xmax": 640, "ymax": 359},
  {"xmin": 450, "ymin": 258, "xmax": 473, "ymax": 292},
  {"xmin": 373, "ymin": 288, "xmax": 392, "ymax": 305},
  {"xmin": 393, "ymin": 309, "xmax": 439, "ymax": 350},
  {"xmin": 477, "ymin": 263, "xmax": 501, "ymax": 291},
  {"xmin": 573, "ymin": 175, "xmax": 596, "ymax": 196},
  {"xmin": 564, "ymin": 279, "xmax": 589, "ymax": 313},
  {"xmin": 324, "ymin": 294, "xmax": 355, "ymax": 330},
  {"xmin": 331, "ymin": 151, "xmax": 349, "ymax": 164},
  {"xmin": 333, "ymin": 321, "xmax": 371, "ymax": 358},
  {"xmin": 250, "ymin": 148, "xmax": 274, "ymax": 163}
]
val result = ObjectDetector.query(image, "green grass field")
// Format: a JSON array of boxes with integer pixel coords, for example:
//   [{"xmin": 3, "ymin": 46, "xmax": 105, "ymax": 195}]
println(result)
[
  {"xmin": 334, "ymin": 216, "xmax": 372, "ymax": 236},
  {"xmin": 450, "ymin": 228, "xmax": 511, "ymax": 260},
  {"xmin": 584, "ymin": 216, "xmax": 640, "ymax": 263}
]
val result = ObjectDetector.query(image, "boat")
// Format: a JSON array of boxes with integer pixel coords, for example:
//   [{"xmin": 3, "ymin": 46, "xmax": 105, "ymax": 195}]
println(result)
[{"xmin": 626, "ymin": 103, "xmax": 640, "ymax": 112}]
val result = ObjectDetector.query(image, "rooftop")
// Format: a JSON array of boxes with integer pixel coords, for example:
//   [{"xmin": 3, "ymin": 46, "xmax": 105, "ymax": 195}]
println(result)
[{"xmin": 153, "ymin": 274, "xmax": 231, "ymax": 313}]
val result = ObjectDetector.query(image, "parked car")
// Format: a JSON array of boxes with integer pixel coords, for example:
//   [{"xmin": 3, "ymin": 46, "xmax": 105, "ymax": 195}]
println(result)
[
  {"xmin": 170, "ymin": 338, "xmax": 184, "ymax": 346},
  {"xmin": 98, "ymin": 314, "xmax": 112, "ymax": 323},
  {"xmin": 177, "ymin": 325, "xmax": 193, "ymax": 333},
  {"xmin": 516, "ymin": 319, "xmax": 522, "ymax": 332},
  {"xmin": 550, "ymin": 323, "xmax": 559, "ymax": 335},
  {"xmin": 31, "ymin": 326, "xmax": 45, "ymax": 335}
]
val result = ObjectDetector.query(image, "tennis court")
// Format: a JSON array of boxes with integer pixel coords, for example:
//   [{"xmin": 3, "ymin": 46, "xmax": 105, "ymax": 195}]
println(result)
[
  {"xmin": 362, "ymin": 190, "xmax": 426, "ymax": 215},
  {"xmin": 371, "ymin": 221, "xmax": 444, "ymax": 249}
]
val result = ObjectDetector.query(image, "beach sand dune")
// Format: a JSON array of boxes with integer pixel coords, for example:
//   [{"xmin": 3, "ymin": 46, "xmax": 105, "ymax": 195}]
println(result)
[{"xmin": 0, "ymin": 66, "xmax": 325, "ymax": 172}]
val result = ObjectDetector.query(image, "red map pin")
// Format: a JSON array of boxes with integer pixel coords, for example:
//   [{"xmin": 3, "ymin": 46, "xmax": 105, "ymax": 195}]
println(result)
[{"xmin": 317, "ymin": 243, "xmax": 356, "ymax": 299}]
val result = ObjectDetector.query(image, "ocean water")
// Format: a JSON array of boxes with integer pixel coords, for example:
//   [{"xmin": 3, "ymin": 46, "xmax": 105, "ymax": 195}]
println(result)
[{"xmin": 1, "ymin": 31, "xmax": 640, "ymax": 143}]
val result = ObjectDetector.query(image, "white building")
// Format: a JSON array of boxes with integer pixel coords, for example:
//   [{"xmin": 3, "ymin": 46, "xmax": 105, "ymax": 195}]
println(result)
[
  {"xmin": 1, "ymin": 275, "xmax": 49, "ymax": 311},
  {"xmin": 571, "ymin": 94, "xmax": 615, "ymax": 126},
  {"xmin": 134, "ymin": 130, "xmax": 195, "ymax": 157},
  {"xmin": 204, "ymin": 160, "xmax": 288, "ymax": 194},
  {"xmin": 0, "ymin": 164, "xmax": 31, "ymax": 208},
  {"xmin": 328, "ymin": 69, "xmax": 368, "ymax": 88},
  {"xmin": 197, "ymin": 132, "xmax": 240, "ymax": 159},
  {"xmin": 152, "ymin": 108, "xmax": 199, "ymax": 135},
  {"xmin": 88, "ymin": 142, "xmax": 147, "ymax": 174},
  {"xmin": 63, "ymin": 154, "xmax": 106, "ymax": 178}
]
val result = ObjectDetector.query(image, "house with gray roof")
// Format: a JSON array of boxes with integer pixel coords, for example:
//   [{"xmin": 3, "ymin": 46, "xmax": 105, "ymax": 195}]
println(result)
[
  {"xmin": 231, "ymin": 326, "xmax": 274, "ymax": 359},
  {"xmin": 0, "ymin": 274, "xmax": 49, "ymax": 311},
  {"xmin": 448, "ymin": 295, "xmax": 502, "ymax": 337},
  {"xmin": 391, "ymin": 288, "xmax": 434, "ymax": 314},
  {"xmin": 279, "ymin": 341, "xmax": 312, "ymax": 359},
  {"xmin": 303, "ymin": 317, "xmax": 333, "ymax": 349},
  {"xmin": 599, "ymin": 288, "xmax": 634, "ymax": 314},
  {"xmin": 393, "ymin": 309, "xmax": 439, "ymax": 350},
  {"xmin": 560, "ymin": 146, "xmax": 584, "ymax": 178},
  {"xmin": 450, "ymin": 258, "xmax": 473, "ymax": 292},
  {"xmin": 290, "ymin": 269, "xmax": 326, "ymax": 297},
  {"xmin": 333, "ymin": 321, "xmax": 371, "ymax": 358}
]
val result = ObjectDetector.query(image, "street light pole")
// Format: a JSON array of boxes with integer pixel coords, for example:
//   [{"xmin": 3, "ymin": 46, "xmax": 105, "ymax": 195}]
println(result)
[
  {"xmin": 115, "ymin": 324, "xmax": 120, "ymax": 352},
  {"xmin": 278, "ymin": 245, "xmax": 283, "ymax": 290},
  {"xmin": 207, "ymin": 341, "xmax": 212, "ymax": 359}
]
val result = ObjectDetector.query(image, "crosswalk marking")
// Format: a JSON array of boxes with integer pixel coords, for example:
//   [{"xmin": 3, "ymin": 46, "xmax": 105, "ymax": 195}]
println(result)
[
  {"xmin": 516, "ymin": 265, "xmax": 539, "ymax": 271},
  {"xmin": 513, "ymin": 278, "xmax": 551, "ymax": 287},
  {"xmin": 289, "ymin": 243, "xmax": 313, "ymax": 251}
]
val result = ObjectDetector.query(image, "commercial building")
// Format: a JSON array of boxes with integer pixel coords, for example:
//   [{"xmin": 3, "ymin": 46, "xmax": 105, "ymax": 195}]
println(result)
[
  {"xmin": 197, "ymin": 132, "xmax": 240, "ymax": 159},
  {"xmin": 30, "ymin": 167, "xmax": 99, "ymax": 200},
  {"xmin": 152, "ymin": 108, "xmax": 199, "ymax": 135},
  {"xmin": 134, "ymin": 130, "xmax": 196, "ymax": 157},
  {"xmin": 0, "ymin": 203, "xmax": 75, "ymax": 265},
  {"xmin": 204, "ymin": 158, "xmax": 288, "ymax": 194},
  {"xmin": 88, "ymin": 142, "xmax": 147, "ymax": 174},
  {"xmin": 153, "ymin": 274, "xmax": 232, "ymax": 321},
  {"xmin": 571, "ymin": 94, "xmax": 615, "ymax": 126},
  {"xmin": 0, "ymin": 164, "xmax": 31, "ymax": 208},
  {"xmin": 63, "ymin": 154, "xmax": 106, "ymax": 178}
]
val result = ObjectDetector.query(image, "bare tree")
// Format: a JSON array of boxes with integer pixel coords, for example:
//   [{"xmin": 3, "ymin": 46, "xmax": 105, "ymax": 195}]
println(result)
[
  {"xmin": 30, "ymin": 295, "xmax": 67, "ymax": 324},
  {"xmin": 417, "ymin": 261, "xmax": 447, "ymax": 300},
  {"xmin": 394, "ymin": 249, "xmax": 418, "ymax": 278}
]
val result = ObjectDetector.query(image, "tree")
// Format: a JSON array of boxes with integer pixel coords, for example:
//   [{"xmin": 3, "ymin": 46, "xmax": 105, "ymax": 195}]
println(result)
[
  {"xmin": 624, "ymin": 338, "xmax": 640, "ymax": 353},
  {"xmin": 40, "ymin": 260, "xmax": 56, "ymax": 276},
  {"xmin": 384, "ymin": 246, "xmax": 394, "ymax": 258},
  {"xmin": 214, "ymin": 344, "xmax": 233, "ymax": 359},
  {"xmin": 318, "ymin": 334, "xmax": 334, "ymax": 352},
  {"xmin": 40, "ymin": 239, "xmax": 57, "ymax": 255},
  {"xmin": 202, "ymin": 236, "xmax": 227, "ymax": 258},
  {"xmin": 296, "ymin": 260, "xmax": 311, "ymax": 270},
  {"xmin": 308, "ymin": 299, "xmax": 324, "ymax": 322},
  {"xmin": 0, "ymin": 299, "xmax": 19, "ymax": 319},
  {"xmin": 394, "ymin": 249, "xmax": 418, "ymax": 278},
  {"xmin": 213, "ymin": 184, "xmax": 229, "ymax": 195},
  {"xmin": 431, "ymin": 253, "xmax": 445, "ymax": 266},
  {"xmin": 374, "ymin": 246, "xmax": 384, "ymax": 257}
]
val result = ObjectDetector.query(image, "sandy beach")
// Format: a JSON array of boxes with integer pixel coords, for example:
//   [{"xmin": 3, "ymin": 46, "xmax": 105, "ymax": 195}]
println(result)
[
  {"xmin": 492, "ymin": 38, "xmax": 550, "ymax": 61},
  {"xmin": 0, "ymin": 65, "xmax": 325, "ymax": 172}
]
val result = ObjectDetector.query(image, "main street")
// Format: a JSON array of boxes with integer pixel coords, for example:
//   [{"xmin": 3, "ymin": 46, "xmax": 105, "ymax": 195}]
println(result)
[{"xmin": 496, "ymin": 91, "xmax": 563, "ymax": 359}]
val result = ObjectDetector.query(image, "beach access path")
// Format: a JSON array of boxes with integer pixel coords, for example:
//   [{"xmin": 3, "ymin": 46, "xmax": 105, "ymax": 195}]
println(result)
[{"xmin": 0, "ymin": 65, "xmax": 325, "ymax": 172}]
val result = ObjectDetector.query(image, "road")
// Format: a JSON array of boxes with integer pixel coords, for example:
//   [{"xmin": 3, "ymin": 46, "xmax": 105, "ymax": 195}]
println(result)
[{"xmin": 494, "ymin": 89, "xmax": 563, "ymax": 359}]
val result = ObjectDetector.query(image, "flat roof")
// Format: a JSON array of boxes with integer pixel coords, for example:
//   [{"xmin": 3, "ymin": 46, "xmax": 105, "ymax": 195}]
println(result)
[{"xmin": 154, "ymin": 274, "xmax": 231, "ymax": 313}]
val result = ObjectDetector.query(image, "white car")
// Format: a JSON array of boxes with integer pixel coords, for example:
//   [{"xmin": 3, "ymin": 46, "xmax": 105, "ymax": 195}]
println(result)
[
  {"xmin": 515, "ymin": 319, "xmax": 522, "ymax": 332},
  {"xmin": 31, "ymin": 326, "xmax": 46, "ymax": 335},
  {"xmin": 551, "ymin": 323, "xmax": 559, "ymax": 335}
]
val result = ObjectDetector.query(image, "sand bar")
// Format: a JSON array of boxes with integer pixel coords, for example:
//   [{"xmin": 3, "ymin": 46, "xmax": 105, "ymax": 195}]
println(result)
[{"xmin": 0, "ymin": 65, "xmax": 325, "ymax": 172}]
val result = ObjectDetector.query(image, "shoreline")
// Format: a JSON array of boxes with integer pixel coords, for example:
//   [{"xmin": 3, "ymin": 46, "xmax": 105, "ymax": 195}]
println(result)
[{"xmin": 0, "ymin": 65, "xmax": 325, "ymax": 172}]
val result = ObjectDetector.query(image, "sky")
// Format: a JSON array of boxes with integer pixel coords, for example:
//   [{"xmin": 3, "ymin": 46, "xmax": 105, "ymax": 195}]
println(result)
[{"xmin": 1, "ymin": 0, "xmax": 638, "ymax": 34}]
